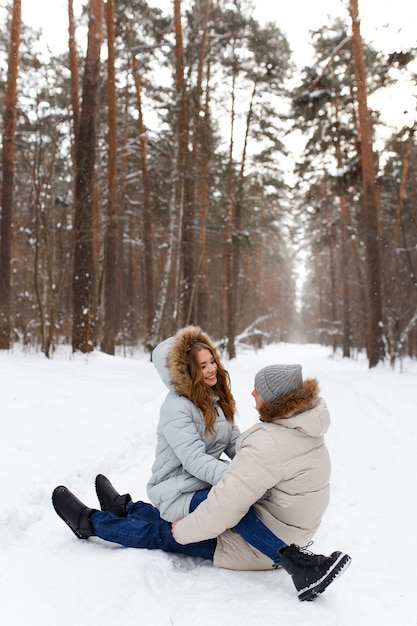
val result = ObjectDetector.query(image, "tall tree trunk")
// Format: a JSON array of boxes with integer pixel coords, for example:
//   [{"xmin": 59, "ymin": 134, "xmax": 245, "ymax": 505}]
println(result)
[
  {"xmin": 385, "ymin": 125, "xmax": 416, "ymax": 363},
  {"xmin": 323, "ymin": 183, "xmax": 338, "ymax": 353},
  {"xmin": 338, "ymin": 185, "xmax": 352, "ymax": 358},
  {"xmin": 349, "ymin": 0, "xmax": 385, "ymax": 367},
  {"xmin": 227, "ymin": 80, "xmax": 257, "ymax": 358},
  {"xmin": 32, "ymin": 130, "xmax": 63, "ymax": 358},
  {"xmin": 174, "ymin": 0, "xmax": 189, "ymax": 327},
  {"xmin": 148, "ymin": 0, "xmax": 188, "ymax": 348},
  {"xmin": 146, "ymin": 0, "xmax": 187, "ymax": 338},
  {"xmin": 195, "ymin": 59, "xmax": 212, "ymax": 329},
  {"xmin": 101, "ymin": 0, "xmax": 119, "ymax": 355},
  {"xmin": 68, "ymin": 0, "xmax": 80, "ymax": 168},
  {"xmin": 71, "ymin": 0, "xmax": 103, "ymax": 353},
  {"xmin": 225, "ymin": 46, "xmax": 237, "ymax": 356},
  {"xmin": 183, "ymin": 0, "xmax": 212, "ymax": 324},
  {"xmin": 392, "ymin": 125, "xmax": 416, "ymax": 283},
  {"xmin": 148, "ymin": 0, "xmax": 187, "ymax": 346},
  {"xmin": 334, "ymin": 98, "xmax": 351, "ymax": 357},
  {"xmin": 119, "ymin": 89, "xmax": 130, "ymax": 337},
  {"xmin": 0, "ymin": 0, "xmax": 21, "ymax": 350},
  {"xmin": 129, "ymin": 43, "xmax": 154, "ymax": 345}
]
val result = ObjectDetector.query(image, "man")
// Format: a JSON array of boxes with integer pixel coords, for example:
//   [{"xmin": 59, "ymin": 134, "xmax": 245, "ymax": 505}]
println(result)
[{"xmin": 172, "ymin": 363, "xmax": 351, "ymax": 599}]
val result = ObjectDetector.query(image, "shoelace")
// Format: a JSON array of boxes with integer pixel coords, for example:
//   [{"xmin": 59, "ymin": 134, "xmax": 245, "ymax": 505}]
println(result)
[
  {"xmin": 292, "ymin": 541, "xmax": 317, "ymax": 559},
  {"xmin": 298, "ymin": 541, "xmax": 315, "ymax": 554}
]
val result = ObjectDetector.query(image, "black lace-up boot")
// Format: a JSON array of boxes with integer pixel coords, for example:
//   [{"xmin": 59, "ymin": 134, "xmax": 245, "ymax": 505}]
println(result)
[
  {"xmin": 279, "ymin": 544, "xmax": 351, "ymax": 601},
  {"xmin": 95, "ymin": 474, "xmax": 132, "ymax": 517},
  {"xmin": 52, "ymin": 486, "xmax": 97, "ymax": 539}
]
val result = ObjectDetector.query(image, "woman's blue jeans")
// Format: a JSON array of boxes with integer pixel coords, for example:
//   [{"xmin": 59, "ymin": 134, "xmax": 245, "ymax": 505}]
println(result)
[
  {"xmin": 91, "ymin": 500, "xmax": 216, "ymax": 561},
  {"xmin": 91, "ymin": 491, "xmax": 285, "ymax": 566}
]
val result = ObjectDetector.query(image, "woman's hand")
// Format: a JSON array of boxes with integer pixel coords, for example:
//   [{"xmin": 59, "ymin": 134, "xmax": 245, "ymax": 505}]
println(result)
[{"xmin": 171, "ymin": 520, "xmax": 179, "ymax": 539}]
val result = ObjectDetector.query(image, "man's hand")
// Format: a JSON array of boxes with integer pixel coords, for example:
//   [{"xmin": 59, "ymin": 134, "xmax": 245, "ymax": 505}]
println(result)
[{"xmin": 171, "ymin": 520, "xmax": 179, "ymax": 539}]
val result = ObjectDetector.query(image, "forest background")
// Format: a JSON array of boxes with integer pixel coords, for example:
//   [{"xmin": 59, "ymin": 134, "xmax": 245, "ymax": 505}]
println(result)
[{"xmin": 0, "ymin": 0, "xmax": 416, "ymax": 367}]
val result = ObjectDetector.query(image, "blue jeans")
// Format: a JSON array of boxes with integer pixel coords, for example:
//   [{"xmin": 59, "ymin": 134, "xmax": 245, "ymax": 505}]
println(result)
[
  {"xmin": 91, "ymin": 492, "xmax": 285, "ymax": 567},
  {"xmin": 190, "ymin": 490, "xmax": 285, "ymax": 565},
  {"xmin": 91, "ymin": 500, "xmax": 216, "ymax": 561}
]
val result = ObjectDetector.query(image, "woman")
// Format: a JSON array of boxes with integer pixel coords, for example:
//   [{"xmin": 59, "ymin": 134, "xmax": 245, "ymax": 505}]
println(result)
[{"xmin": 146, "ymin": 325, "xmax": 240, "ymax": 521}]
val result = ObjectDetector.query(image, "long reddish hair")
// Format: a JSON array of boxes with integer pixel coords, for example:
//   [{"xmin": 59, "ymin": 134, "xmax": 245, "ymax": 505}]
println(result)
[{"xmin": 187, "ymin": 341, "xmax": 236, "ymax": 434}]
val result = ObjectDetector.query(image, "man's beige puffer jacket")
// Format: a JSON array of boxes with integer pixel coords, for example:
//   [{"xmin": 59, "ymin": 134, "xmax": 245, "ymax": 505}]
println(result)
[{"xmin": 174, "ymin": 380, "xmax": 331, "ymax": 571}]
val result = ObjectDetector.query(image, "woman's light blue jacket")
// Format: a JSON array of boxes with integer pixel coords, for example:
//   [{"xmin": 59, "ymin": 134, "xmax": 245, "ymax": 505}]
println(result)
[{"xmin": 147, "ymin": 328, "xmax": 240, "ymax": 521}]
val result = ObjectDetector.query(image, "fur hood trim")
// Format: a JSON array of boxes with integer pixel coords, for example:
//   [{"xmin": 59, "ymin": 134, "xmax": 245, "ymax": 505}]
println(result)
[
  {"xmin": 168, "ymin": 326, "xmax": 220, "ymax": 399},
  {"xmin": 259, "ymin": 378, "xmax": 319, "ymax": 422}
]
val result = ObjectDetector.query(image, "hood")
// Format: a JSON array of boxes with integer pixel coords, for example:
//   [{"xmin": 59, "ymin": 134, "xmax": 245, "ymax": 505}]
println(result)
[
  {"xmin": 152, "ymin": 326, "xmax": 221, "ymax": 398},
  {"xmin": 259, "ymin": 379, "xmax": 329, "ymax": 437},
  {"xmin": 259, "ymin": 378, "xmax": 321, "ymax": 423},
  {"xmin": 152, "ymin": 336, "xmax": 175, "ymax": 391}
]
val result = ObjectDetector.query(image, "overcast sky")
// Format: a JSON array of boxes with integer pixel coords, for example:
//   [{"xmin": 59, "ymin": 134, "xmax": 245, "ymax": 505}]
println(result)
[{"xmin": 20, "ymin": 0, "xmax": 417, "ymax": 59}]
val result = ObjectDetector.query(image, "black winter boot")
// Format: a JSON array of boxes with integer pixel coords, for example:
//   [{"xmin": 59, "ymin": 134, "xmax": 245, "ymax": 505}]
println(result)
[
  {"xmin": 95, "ymin": 474, "xmax": 132, "ymax": 517},
  {"xmin": 279, "ymin": 544, "xmax": 351, "ymax": 601},
  {"xmin": 52, "ymin": 486, "xmax": 97, "ymax": 539}
]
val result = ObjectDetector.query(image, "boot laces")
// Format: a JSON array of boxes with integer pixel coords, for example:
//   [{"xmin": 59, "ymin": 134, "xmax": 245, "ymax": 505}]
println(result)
[
  {"xmin": 291, "ymin": 541, "xmax": 328, "ymax": 566},
  {"xmin": 298, "ymin": 541, "xmax": 314, "ymax": 554}
]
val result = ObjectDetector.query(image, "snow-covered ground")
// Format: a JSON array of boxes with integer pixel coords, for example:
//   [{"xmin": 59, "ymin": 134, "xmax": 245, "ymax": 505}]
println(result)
[{"xmin": 1, "ymin": 341, "xmax": 416, "ymax": 625}]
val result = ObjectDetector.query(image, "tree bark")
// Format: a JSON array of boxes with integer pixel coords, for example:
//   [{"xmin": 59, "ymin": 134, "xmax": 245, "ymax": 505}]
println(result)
[
  {"xmin": 68, "ymin": 0, "xmax": 80, "ymax": 168},
  {"xmin": 174, "ymin": 0, "xmax": 189, "ymax": 327},
  {"xmin": 0, "ymin": 0, "xmax": 21, "ymax": 349},
  {"xmin": 101, "ymin": 0, "xmax": 120, "ymax": 355},
  {"xmin": 130, "ymin": 42, "xmax": 155, "ymax": 345},
  {"xmin": 195, "ymin": 58, "xmax": 212, "ymax": 330},
  {"xmin": 228, "ymin": 80, "xmax": 257, "ymax": 358},
  {"xmin": 349, "ymin": 0, "xmax": 385, "ymax": 367},
  {"xmin": 224, "ymin": 45, "xmax": 237, "ymax": 357},
  {"xmin": 334, "ymin": 97, "xmax": 351, "ymax": 357},
  {"xmin": 182, "ymin": 0, "xmax": 212, "ymax": 324},
  {"xmin": 71, "ymin": 0, "xmax": 103, "ymax": 353}
]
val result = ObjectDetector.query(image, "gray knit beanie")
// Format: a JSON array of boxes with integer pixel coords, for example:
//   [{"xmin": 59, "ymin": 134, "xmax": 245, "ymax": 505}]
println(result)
[{"xmin": 254, "ymin": 364, "xmax": 303, "ymax": 402}]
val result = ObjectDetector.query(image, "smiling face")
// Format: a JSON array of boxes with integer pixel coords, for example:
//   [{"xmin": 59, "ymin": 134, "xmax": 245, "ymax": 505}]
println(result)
[
  {"xmin": 196, "ymin": 348, "xmax": 218, "ymax": 387},
  {"xmin": 251, "ymin": 386, "xmax": 264, "ymax": 410}
]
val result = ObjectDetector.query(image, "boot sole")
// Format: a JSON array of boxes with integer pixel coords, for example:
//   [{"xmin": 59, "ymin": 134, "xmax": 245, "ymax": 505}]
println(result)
[
  {"xmin": 52, "ymin": 487, "xmax": 90, "ymax": 540},
  {"xmin": 298, "ymin": 552, "xmax": 352, "ymax": 601}
]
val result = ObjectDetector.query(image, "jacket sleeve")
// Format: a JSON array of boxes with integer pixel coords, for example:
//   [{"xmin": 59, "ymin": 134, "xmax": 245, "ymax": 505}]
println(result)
[
  {"xmin": 160, "ymin": 401, "xmax": 230, "ymax": 487},
  {"xmin": 173, "ymin": 425, "xmax": 283, "ymax": 544},
  {"xmin": 224, "ymin": 423, "xmax": 241, "ymax": 459}
]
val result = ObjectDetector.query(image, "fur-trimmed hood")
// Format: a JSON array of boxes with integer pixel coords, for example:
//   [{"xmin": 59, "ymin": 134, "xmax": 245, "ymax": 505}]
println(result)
[
  {"xmin": 152, "ymin": 326, "xmax": 221, "ymax": 400},
  {"xmin": 259, "ymin": 378, "xmax": 320, "ymax": 422},
  {"xmin": 168, "ymin": 326, "xmax": 221, "ymax": 399}
]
